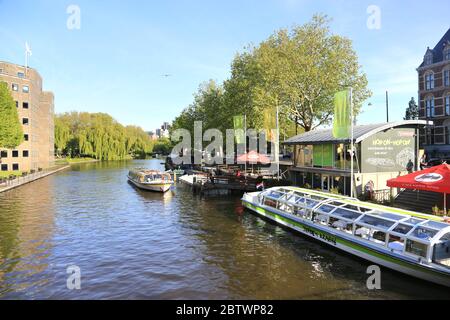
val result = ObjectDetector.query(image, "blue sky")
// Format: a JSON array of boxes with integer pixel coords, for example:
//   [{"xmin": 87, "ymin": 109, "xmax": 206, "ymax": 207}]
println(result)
[{"xmin": 0, "ymin": 0, "xmax": 449, "ymax": 132}]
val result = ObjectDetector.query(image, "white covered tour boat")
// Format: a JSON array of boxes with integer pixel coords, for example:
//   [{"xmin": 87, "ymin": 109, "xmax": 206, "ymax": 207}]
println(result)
[
  {"xmin": 242, "ymin": 186, "xmax": 450, "ymax": 287},
  {"xmin": 128, "ymin": 168, "xmax": 173, "ymax": 193}
]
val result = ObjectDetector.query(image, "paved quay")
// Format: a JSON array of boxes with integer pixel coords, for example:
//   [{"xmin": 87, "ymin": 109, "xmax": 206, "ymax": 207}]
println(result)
[{"xmin": 0, "ymin": 165, "xmax": 70, "ymax": 193}]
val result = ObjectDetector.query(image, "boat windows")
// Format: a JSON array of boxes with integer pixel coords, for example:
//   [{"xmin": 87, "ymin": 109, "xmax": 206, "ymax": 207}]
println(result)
[
  {"xmin": 388, "ymin": 235, "xmax": 405, "ymax": 252},
  {"xmin": 411, "ymin": 227, "xmax": 438, "ymax": 241},
  {"xmin": 329, "ymin": 217, "xmax": 352, "ymax": 233},
  {"xmin": 314, "ymin": 213, "xmax": 329, "ymax": 225},
  {"xmin": 293, "ymin": 206, "xmax": 310, "ymax": 219},
  {"xmin": 278, "ymin": 202, "xmax": 293, "ymax": 214},
  {"xmin": 392, "ymin": 224, "xmax": 413, "ymax": 235},
  {"xmin": 403, "ymin": 217, "xmax": 425, "ymax": 225},
  {"xmin": 433, "ymin": 233, "xmax": 450, "ymax": 268},
  {"xmin": 406, "ymin": 239, "xmax": 428, "ymax": 258},
  {"xmin": 316, "ymin": 204, "xmax": 335, "ymax": 214},
  {"xmin": 371, "ymin": 231, "xmax": 387, "ymax": 245},
  {"xmin": 355, "ymin": 225, "xmax": 370, "ymax": 240},
  {"xmin": 422, "ymin": 220, "xmax": 449, "ymax": 230},
  {"xmin": 266, "ymin": 191, "xmax": 283, "ymax": 199},
  {"xmin": 371, "ymin": 211, "xmax": 405, "ymax": 221},
  {"xmin": 286, "ymin": 194, "xmax": 301, "ymax": 204},
  {"xmin": 304, "ymin": 199, "xmax": 318, "ymax": 208},
  {"xmin": 359, "ymin": 215, "xmax": 395, "ymax": 230},
  {"xmin": 264, "ymin": 198, "xmax": 277, "ymax": 208},
  {"xmin": 343, "ymin": 204, "xmax": 372, "ymax": 213},
  {"xmin": 332, "ymin": 208, "xmax": 362, "ymax": 221}
]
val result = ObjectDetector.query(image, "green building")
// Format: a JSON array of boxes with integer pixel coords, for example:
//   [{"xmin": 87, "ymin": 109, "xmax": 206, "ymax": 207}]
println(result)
[{"xmin": 283, "ymin": 120, "xmax": 431, "ymax": 197}]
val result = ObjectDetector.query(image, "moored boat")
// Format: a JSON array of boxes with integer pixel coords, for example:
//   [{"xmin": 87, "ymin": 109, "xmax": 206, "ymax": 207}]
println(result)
[
  {"xmin": 128, "ymin": 168, "xmax": 173, "ymax": 193},
  {"xmin": 242, "ymin": 186, "xmax": 450, "ymax": 287}
]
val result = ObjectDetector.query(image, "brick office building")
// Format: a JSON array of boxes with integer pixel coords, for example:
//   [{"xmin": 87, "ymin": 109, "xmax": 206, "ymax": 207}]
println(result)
[
  {"xmin": 418, "ymin": 28, "xmax": 450, "ymax": 157},
  {"xmin": 0, "ymin": 61, "xmax": 54, "ymax": 172}
]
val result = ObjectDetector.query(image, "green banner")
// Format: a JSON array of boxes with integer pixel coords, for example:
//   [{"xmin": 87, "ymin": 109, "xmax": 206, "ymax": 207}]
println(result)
[
  {"xmin": 332, "ymin": 90, "xmax": 351, "ymax": 139},
  {"xmin": 313, "ymin": 144, "xmax": 334, "ymax": 167},
  {"xmin": 233, "ymin": 115, "xmax": 245, "ymax": 144}
]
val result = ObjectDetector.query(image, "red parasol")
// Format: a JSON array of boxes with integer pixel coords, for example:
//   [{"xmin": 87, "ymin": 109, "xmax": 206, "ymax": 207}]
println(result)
[
  {"xmin": 236, "ymin": 150, "xmax": 270, "ymax": 164},
  {"xmin": 387, "ymin": 163, "xmax": 450, "ymax": 193},
  {"xmin": 387, "ymin": 163, "xmax": 450, "ymax": 213}
]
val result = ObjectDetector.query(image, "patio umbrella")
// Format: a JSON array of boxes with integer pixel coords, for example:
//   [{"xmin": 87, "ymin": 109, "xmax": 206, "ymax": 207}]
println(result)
[
  {"xmin": 237, "ymin": 150, "xmax": 270, "ymax": 164},
  {"xmin": 387, "ymin": 163, "xmax": 450, "ymax": 214},
  {"xmin": 237, "ymin": 150, "xmax": 270, "ymax": 173}
]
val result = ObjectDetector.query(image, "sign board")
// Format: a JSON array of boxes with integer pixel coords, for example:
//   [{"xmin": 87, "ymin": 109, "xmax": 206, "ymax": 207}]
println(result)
[{"xmin": 361, "ymin": 128, "xmax": 415, "ymax": 173}]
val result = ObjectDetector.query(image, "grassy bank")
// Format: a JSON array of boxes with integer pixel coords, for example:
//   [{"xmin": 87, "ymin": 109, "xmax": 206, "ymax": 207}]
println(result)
[
  {"xmin": 0, "ymin": 171, "xmax": 23, "ymax": 178},
  {"xmin": 55, "ymin": 157, "xmax": 98, "ymax": 165}
]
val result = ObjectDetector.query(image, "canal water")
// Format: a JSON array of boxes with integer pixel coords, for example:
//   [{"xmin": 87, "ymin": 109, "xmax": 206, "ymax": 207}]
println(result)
[{"xmin": 0, "ymin": 159, "xmax": 449, "ymax": 299}]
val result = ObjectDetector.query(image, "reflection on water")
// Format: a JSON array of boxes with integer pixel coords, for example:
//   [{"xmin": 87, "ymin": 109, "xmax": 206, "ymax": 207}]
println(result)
[{"xmin": 0, "ymin": 159, "xmax": 449, "ymax": 299}]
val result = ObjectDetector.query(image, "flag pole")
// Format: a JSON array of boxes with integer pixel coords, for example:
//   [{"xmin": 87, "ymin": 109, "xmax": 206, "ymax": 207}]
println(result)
[
  {"xmin": 244, "ymin": 114, "xmax": 247, "ymax": 175},
  {"xmin": 350, "ymin": 88, "xmax": 354, "ymax": 198},
  {"xmin": 276, "ymin": 105, "xmax": 280, "ymax": 180}
]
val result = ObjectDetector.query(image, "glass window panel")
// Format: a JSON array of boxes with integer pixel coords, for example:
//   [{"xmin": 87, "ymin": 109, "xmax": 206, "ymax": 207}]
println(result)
[
  {"xmin": 403, "ymin": 218, "xmax": 425, "ymax": 225},
  {"xmin": 406, "ymin": 240, "xmax": 428, "ymax": 258},
  {"xmin": 317, "ymin": 205, "xmax": 335, "ymax": 214},
  {"xmin": 343, "ymin": 205, "xmax": 372, "ymax": 213},
  {"xmin": 411, "ymin": 227, "xmax": 438, "ymax": 241},
  {"xmin": 422, "ymin": 221, "xmax": 449, "ymax": 230},
  {"xmin": 332, "ymin": 208, "xmax": 362, "ymax": 220},
  {"xmin": 359, "ymin": 215, "xmax": 395, "ymax": 230},
  {"xmin": 392, "ymin": 224, "xmax": 413, "ymax": 234},
  {"xmin": 371, "ymin": 211, "xmax": 405, "ymax": 221}
]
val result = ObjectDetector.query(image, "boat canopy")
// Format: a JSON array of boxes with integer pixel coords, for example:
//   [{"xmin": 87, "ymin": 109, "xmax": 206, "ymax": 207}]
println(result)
[{"xmin": 259, "ymin": 187, "xmax": 450, "ymax": 248}]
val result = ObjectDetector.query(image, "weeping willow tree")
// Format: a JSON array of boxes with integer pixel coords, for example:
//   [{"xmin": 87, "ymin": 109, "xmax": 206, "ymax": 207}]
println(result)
[{"xmin": 55, "ymin": 112, "xmax": 154, "ymax": 160}]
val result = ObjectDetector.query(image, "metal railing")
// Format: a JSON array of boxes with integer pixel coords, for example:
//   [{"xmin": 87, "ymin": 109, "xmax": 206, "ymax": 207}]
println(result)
[{"xmin": 0, "ymin": 165, "xmax": 68, "ymax": 190}]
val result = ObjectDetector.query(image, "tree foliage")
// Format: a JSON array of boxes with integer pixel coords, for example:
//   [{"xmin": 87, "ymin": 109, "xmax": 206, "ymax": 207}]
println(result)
[
  {"xmin": 171, "ymin": 14, "xmax": 371, "ymax": 136},
  {"xmin": 0, "ymin": 82, "xmax": 23, "ymax": 150},
  {"xmin": 54, "ymin": 112, "xmax": 154, "ymax": 160}
]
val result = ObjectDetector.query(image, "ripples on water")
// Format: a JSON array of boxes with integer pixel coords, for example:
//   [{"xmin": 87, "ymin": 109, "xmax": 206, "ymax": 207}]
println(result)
[{"xmin": 0, "ymin": 159, "xmax": 449, "ymax": 299}]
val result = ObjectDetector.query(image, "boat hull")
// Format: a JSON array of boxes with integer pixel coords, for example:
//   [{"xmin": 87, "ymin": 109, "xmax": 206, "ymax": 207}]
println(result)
[
  {"xmin": 242, "ymin": 199, "xmax": 450, "ymax": 288},
  {"xmin": 128, "ymin": 177, "xmax": 172, "ymax": 193}
]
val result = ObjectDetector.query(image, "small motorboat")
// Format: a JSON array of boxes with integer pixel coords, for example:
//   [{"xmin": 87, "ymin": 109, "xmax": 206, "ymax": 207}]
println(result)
[{"xmin": 128, "ymin": 168, "xmax": 173, "ymax": 193}]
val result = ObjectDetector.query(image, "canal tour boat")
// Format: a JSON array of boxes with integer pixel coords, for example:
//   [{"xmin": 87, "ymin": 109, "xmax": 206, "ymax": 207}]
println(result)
[
  {"xmin": 128, "ymin": 168, "xmax": 173, "ymax": 193},
  {"xmin": 242, "ymin": 187, "xmax": 450, "ymax": 287}
]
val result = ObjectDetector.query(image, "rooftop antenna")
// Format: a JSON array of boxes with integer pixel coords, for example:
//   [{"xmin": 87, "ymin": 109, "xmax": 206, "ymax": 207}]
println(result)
[{"xmin": 386, "ymin": 90, "xmax": 389, "ymax": 123}]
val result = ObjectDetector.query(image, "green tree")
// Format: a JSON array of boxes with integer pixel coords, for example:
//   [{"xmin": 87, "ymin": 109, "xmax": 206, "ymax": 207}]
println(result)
[
  {"xmin": 0, "ymin": 82, "xmax": 23, "ymax": 162},
  {"xmin": 249, "ymin": 14, "xmax": 371, "ymax": 132},
  {"xmin": 54, "ymin": 112, "xmax": 154, "ymax": 160},
  {"xmin": 153, "ymin": 138, "xmax": 172, "ymax": 155}
]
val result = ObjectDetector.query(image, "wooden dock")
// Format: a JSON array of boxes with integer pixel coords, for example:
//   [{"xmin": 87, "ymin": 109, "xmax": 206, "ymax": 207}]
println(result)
[{"xmin": 179, "ymin": 174, "xmax": 259, "ymax": 195}]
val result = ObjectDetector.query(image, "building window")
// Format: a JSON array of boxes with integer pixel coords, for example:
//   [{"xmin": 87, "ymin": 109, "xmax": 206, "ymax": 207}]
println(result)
[
  {"xmin": 23, "ymin": 102, "xmax": 29, "ymax": 109},
  {"xmin": 12, "ymin": 150, "xmax": 19, "ymax": 157},
  {"xmin": 15, "ymin": 101, "xmax": 18, "ymax": 108},
  {"xmin": 425, "ymin": 73, "xmax": 435, "ymax": 90},
  {"xmin": 1, "ymin": 150, "xmax": 7, "ymax": 158},
  {"xmin": 17, "ymin": 72, "xmax": 25, "ymax": 78},
  {"xmin": 445, "ymin": 47, "xmax": 450, "ymax": 61},
  {"xmin": 23, "ymin": 150, "xmax": 29, "ymax": 157},
  {"xmin": 434, "ymin": 126, "xmax": 446, "ymax": 144},
  {"xmin": 12, "ymin": 83, "xmax": 19, "ymax": 91},
  {"xmin": 22, "ymin": 85, "xmax": 29, "ymax": 93},
  {"xmin": 12, "ymin": 164, "xmax": 19, "ymax": 171},
  {"xmin": 1, "ymin": 164, "xmax": 7, "ymax": 171},
  {"xmin": 24, "ymin": 134, "xmax": 29, "ymax": 141},
  {"xmin": 425, "ymin": 53, "xmax": 433, "ymax": 65},
  {"xmin": 446, "ymin": 95, "xmax": 450, "ymax": 116},
  {"xmin": 23, "ymin": 118, "xmax": 29, "ymax": 125},
  {"xmin": 426, "ymin": 96, "xmax": 435, "ymax": 117},
  {"xmin": 444, "ymin": 69, "xmax": 450, "ymax": 87}
]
